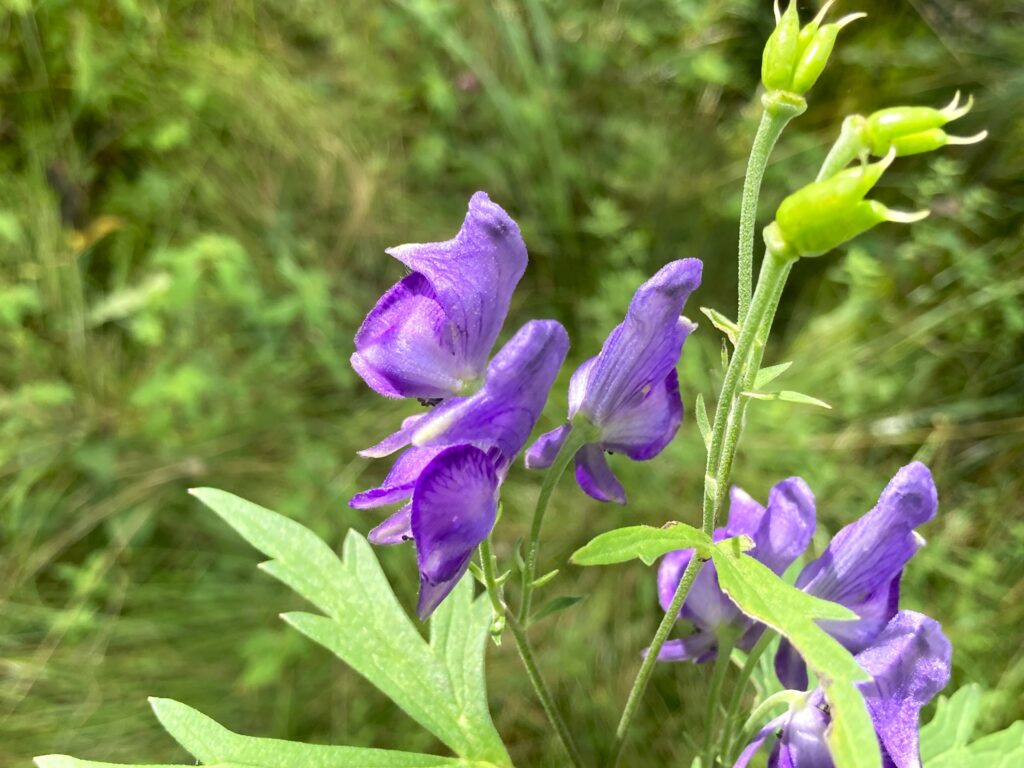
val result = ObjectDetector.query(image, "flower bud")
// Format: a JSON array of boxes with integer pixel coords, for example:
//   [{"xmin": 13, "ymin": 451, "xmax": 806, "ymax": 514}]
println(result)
[
  {"xmin": 761, "ymin": 1, "xmax": 865, "ymax": 96},
  {"xmin": 770, "ymin": 150, "xmax": 929, "ymax": 257},
  {"xmin": 864, "ymin": 92, "xmax": 988, "ymax": 157}
]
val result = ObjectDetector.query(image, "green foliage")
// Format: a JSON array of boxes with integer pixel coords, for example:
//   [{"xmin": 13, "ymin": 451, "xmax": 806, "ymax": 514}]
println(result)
[
  {"xmin": 710, "ymin": 539, "xmax": 879, "ymax": 768},
  {"xmin": 921, "ymin": 685, "xmax": 1024, "ymax": 768},
  {"xmin": 189, "ymin": 489, "xmax": 510, "ymax": 767},
  {"xmin": 570, "ymin": 524, "xmax": 711, "ymax": 567},
  {"xmin": 36, "ymin": 698, "xmax": 477, "ymax": 768}
]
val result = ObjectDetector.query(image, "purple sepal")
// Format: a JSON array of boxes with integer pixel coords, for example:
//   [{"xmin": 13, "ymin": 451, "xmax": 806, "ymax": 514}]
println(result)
[
  {"xmin": 412, "ymin": 445, "xmax": 500, "ymax": 620},
  {"xmin": 352, "ymin": 192, "xmax": 527, "ymax": 400},
  {"xmin": 524, "ymin": 423, "xmax": 572, "ymax": 469},
  {"xmin": 574, "ymin": 444, "xmax": 626, "ymax": 504},
  {"xmin": 350, "ymin": 446, "xmax": 444, "ymax": 509},
  {"xmin": 368, "ymin": 505, "xmax": 412, "ymax": 545}
]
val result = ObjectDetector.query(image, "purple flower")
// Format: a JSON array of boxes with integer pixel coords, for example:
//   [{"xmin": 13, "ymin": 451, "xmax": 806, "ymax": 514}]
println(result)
[
  {"xmin": 351, "ymin": 192, "xmax": 528, "ymax": 401},
  {"xmin": 525, "ymin": 259, "xmax": 702, "ymax": 503},
  {"xmin": 735, "ymin": 610, "xmax": 951, "ymax": 768},
  {"xmin": 775, "ymin": 462, "xmax": 938, "ymax": 689},
  {"xmin": 351, "ymin": 320, "xmax": 569, "ymax": 618},
  {"xmin": 655, "ymin": 478, "xmax": 816, "ymax": 662}
]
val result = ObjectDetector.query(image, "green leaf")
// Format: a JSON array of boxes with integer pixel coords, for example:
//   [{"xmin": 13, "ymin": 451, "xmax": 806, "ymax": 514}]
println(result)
[
  {"xmin": 36, "ymin": 698, "xmax": 479, "ymax": 767},
  {"xmin": 710, "ymin": 538, "xmax": 879, "ymax": 768},
  {"xmin": 701, "ymin": 306, "xmax": 738, "ymax": 345},
  {"xmin": 920, "ymin": 683, "xmax": 983, "ymax": 762},
  {"xmin": 741, "ymin": 389, "xmax": 832, "ymax": 409},
  {"xmin": 189, "ymin": 488, "xmax": 510, "ymax": 767},
  {"xmin": 695, "ymin": 393, "xmax": 711, "ymax": 451},
  {"xmin": 533, "ymin": 595, "xmax": 585, "ymax": 622},
  {"xmin": 571, "ymin": 523, "xmax": 711, "ymax": 567},
  {"xmin": 925, "ymin": 721, "xmax": 1024, "ymax": 768},
  {"xmin": 753, "ymin": 361, "xmax": 792, "ymax": 389}
]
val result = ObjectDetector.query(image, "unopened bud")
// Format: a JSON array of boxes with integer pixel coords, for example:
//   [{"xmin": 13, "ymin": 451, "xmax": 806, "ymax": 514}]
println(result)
[
  {"xmin": 761, "ymin": 1, "xmax": 865, "ymax": 97},
  {"xmin": 865, "ymin": 92, "xmax": 987, "ymax": 156},
  {"xmin": 771, "ymin": 150, "xmax": 928, "ymax": 257}
]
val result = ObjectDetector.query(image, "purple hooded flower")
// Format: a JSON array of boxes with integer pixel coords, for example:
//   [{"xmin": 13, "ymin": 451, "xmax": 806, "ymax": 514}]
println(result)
[
  {"xmin": 351, "ymin": 319, "xmax": 569, "ymax": 618},
  {"xmin": 351, "ymin": 192, "xmax": 528, "ymax": 401},
  {"xmin": 735, "ymin": 610, "xmax": 951, "ymax": 768},
  {"xmin": 775, "ymin": 462, "xmax": 938, "ymax": 689},
  {"xmin": 525, "ymin": 259, "xmax": 702, "ymax": 503},
  {"xmin": 655, "ymin": 478, "xmax": 816, "ymax": 662}
]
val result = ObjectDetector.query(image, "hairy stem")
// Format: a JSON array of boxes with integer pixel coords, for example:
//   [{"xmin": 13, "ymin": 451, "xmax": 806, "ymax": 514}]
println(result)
[
  {"xmin": 703, "ymin": 631, "xmax": 740, "ymax": 766},
  {"xmin": 479, "ymin": 540, "xmax": 584, "ymax": 767},
  {"xmin": 507, "ymin": 612, "xmax": 586, "ymax": 767},
  {"xmin": 519, "ymin": 426, "xmax": 586, "ymax": 623},
  {"xmin": 609, "ymin": 553, "xmax": 704, "ymax": 766},
  {"xmin": 720, "ymin": 630, "xmax": 775, "ymax": 761},
  {"xmin": 737, "ymin": 92, "xmax": 805, "ymax": 324}
]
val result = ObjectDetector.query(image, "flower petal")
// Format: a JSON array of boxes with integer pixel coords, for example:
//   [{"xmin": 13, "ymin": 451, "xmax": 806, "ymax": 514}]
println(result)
[
  {"xmin": 747, "ymin": 477, "xmax": 816, "ymax": 575},
  {"xmin": 525, "ymin": 423, "xmax": 572, "ymax": 469},
  {"xmin": 368, "ymin": 505, "xmax": 412, "ymax": 545},
  {"xmin": 777, "ymin": 705, "xmax": 832, "ymax": 768},
  {"xmin": 351, "ymin": 273, "xmax": 464, "ymax": 399},
  {"xmin": 386, "ymin": 192, "xmax": 527, "ymax": 376},
  {"xmin": 795, "ymin": 462, "xmax": 936, "ymax": 635},
  {"xmin": 574, "ymin": 444, "xmax": 626, "ymax": 504},
  {"xmin": 651, "ymin": 633, "xmax": 718, "ymax": 663},
  {"xmin": 350, "ymin": 446, "xmax": 445, "ymax": 509},
  {"xmin": 412, "ymin": 320, "xmax": 569, "ymax": 467},
  {"xmin": 734, "ymin": 714, "xmax": 789, "ymax": 768},
  {"xmin": 856, "ymin": 611, "xmax": 952, "ymax": 768},
  {"xmin": 411, "ymin": 445, "xmax": 500, "ymax": 619},
  {"xmin": 359, "ymin": 414, "xmax": 428, "ymax": 459},
  {"xmin": 725, "ymin": 486, "xmax": 768, "ymax": 538},
  {"xmin": 574, "ymin": 259, "xmax": 702, "ymax": 425},
  {"xmin": 600, "ymin": 367, "xmax": 684, "ymax": 460}
]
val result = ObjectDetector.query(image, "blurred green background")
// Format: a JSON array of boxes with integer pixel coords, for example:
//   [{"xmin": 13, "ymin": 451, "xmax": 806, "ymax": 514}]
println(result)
[{"xmin": 2, "ymin": 0, "xmax": 1022, "ymax": 765}]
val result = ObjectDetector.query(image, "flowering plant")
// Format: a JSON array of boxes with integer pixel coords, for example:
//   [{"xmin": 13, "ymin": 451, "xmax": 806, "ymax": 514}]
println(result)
[{"xmin": 37, "ymin": 4, "xmax": 1015, "ymax": 768}]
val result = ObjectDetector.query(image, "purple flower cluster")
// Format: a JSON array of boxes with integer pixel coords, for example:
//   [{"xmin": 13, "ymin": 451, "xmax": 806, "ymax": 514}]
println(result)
[
  {"xmin": 349, "ymin": 192, "xmax": 568, "ymax": 618},
  {"xmin": 656, "ymin": 462, "xmax": 949, "ymax": 766}
]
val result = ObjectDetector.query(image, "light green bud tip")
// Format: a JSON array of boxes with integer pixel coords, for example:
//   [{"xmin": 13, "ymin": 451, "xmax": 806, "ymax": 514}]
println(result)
[
  {"xmin": 772, "ymin": 149, "xmax": 929, "ymax": 257},
  {"xmin": 866, "ymin": 91, "xmax": 988, "ymax": 156},
  {"xmin": 762, "ymin": 1, "xmax": 864, "ymax": 96}
]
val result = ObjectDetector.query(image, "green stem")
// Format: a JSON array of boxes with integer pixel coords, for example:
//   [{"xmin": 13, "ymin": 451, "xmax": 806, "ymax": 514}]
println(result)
[
  {"xmin": 609, "ymin": 553, "xmax": 704, "ymax": 766},
  {"xmin": 733, "ymin": 689, "xmax": 807, "ymax": 757},
  {"xmin": 720, "ymin": 630, "xmax": 775, "ymax": 761},
  {"xmin": 737, "ymin": 91, "xmax": 806, "ymax": 324},
  {"xmin": 816, "ymin": 115, "xmax": 866, "ymax": 182},
  {"xmin": 518, "ymin": 426, "xmax": 587, "ymax": 624},
  {"xmin": 478, "ymin": 538, "xmax": 507, "ymax": 637},
  {"xmin": 506, "ymin": 611, "xmax": 586, "ymax": 768},
  {"xmin": 702, "ymin": 631, "xmax": 739, "ymax": 766},
  {"xmin": 479, "ymin": 541, "xmax": 584, "ymax": 768}
]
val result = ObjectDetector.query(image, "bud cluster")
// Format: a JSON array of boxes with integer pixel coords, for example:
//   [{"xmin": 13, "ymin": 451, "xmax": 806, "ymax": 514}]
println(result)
[{"xmin": 761, "ymin": 0, "xmax": 865, "ymax": 97}]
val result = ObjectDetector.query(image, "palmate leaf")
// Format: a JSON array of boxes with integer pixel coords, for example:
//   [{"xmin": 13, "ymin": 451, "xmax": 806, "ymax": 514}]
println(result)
[
  {"xmin": 570, "ymin": 523, "xmax": 712, "ymax": 567},
  {"xmin": 189, "ymin": 488, "xmax": 511, "ymax": 767},
  {"xmin": 35, "ymin": 698, "xmax": 483, "ymax": 768},
  {"xmin": 710, "ymin": 538, "xmax": 881, "ymax": 768},
  {"xmin": 920, "ymin": 684, "xmax": 1024, "ymax": 768}
]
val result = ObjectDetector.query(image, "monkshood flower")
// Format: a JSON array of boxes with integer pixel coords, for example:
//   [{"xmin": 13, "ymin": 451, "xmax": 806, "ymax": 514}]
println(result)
[
  {"xmin": 524, "ymin": 259, "xmax": 702, "ymax": 504},
  {"xmin": 655, "ymin": 478, "xmax": 815, "ymax": 662},
  {"xmin": 736, "ymin": 610, "xmax": 951, "ymax": 768},
  {"xmin": 351, "ymin": 319, "xmax": 569, "ymax": 618},
  {"xmin": 351, "ymin": 191, "xmax": 527, "ymax": 401},
  {"xmin": 775, "ymin": 462, "xmax": 938, "ymax": 690}
]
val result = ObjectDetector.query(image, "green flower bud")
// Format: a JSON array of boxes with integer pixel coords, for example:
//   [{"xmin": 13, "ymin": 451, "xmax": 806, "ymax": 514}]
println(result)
[
  {"xmin": 771, "ymin": 150, "xmax": 928, "ymax": 257},
  {"xmin": 761, "ymin": 1, "xmax": 864, "ymax": 96},
  {"xmin": 865, "ymin": 92, "xmax": 987, "ymax": 156}
]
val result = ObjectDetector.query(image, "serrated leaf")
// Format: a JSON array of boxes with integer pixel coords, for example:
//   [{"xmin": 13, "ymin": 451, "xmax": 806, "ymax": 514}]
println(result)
[
  {"xmin": 925, "ymin": 721, "xmax": 1024, "ymax": 768},
  {"xmin": 741, "ymin": 389, "xmax": 832, "ymax": 409},
  {"xmin": 571, "ymin": 523, "xmax": 711, "ymax": 567},
  {"xmin": 533, "ymin": 595, "xmax": 585, "ymax": 622},
  {"xmin": 35, "ymin": 698, "xmax": 479, "ymax": 768},
  {"xmin": 695, "ymin": 393, "xmax": 711, "ymax": 451},
  {"xmin": 753, "ymin": 361, "xmax": 792, "ymax": 389},
  {"xmin": 189, "ymin": 488, "xmax": 510, "ymax": 767},
  {"xmin": 920, "ymin": 683, "xmax": 983, "ymax": 762},
  {"xmin": 701, "ymin": 306, "xmax": 738, "ymax": 345},
  {"xmin": 710, "ymin": 538, "xmax": 878, "ymax": 768}
]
